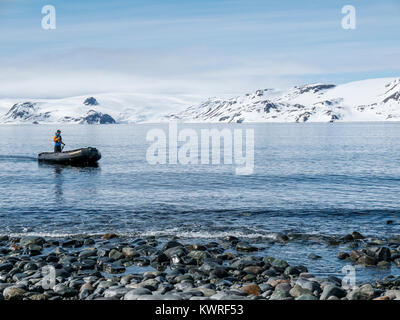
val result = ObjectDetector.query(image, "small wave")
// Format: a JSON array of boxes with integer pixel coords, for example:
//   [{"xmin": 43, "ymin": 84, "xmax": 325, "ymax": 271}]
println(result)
[{"xmin": 0, "ymin": 229, "xmax": 309, "ymax": 241}]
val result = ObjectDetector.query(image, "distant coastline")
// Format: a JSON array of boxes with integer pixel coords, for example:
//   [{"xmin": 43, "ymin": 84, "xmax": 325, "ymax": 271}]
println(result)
[{"xmin": 0, "ymin": 77, "xmax": 399, "ymax": 125}]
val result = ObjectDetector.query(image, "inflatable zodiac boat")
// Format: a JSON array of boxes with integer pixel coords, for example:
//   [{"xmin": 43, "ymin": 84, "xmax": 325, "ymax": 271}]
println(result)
[{"xmin": 38, "ymin": 147, "xmax": 101, "ymax": 165}]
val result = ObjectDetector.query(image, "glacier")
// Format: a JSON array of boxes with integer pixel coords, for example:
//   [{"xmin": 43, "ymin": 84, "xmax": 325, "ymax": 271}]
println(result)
[
  {"xmin": 166, "ymin": 78, "xmax": 400, "ymax": 123},
  {"xmin": 0, "ymin": 78, "xmax": 399, "ymax": 124}
]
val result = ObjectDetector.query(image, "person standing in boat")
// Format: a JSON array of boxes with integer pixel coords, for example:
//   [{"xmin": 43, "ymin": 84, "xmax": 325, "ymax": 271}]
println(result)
[{"xmin": 53, "ymin": 130, "xmax": 65, "ymax": 153}]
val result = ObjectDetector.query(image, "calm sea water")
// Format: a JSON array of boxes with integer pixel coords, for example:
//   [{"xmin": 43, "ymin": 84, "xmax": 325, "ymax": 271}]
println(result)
[{"xmin": 0, "ymin": 122, "xmax": 400, "ymax": 281}]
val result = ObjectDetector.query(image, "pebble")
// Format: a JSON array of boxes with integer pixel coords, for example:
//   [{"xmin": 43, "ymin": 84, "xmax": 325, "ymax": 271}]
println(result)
[
  {"xmin": 320, "ymin": 285, "xmax": 347, "ymax": 300},
  {"xmin": 240, "ymin": 283, "xmax": 260, "ymax": 296},
  {"xmin": 103, "ymin": 287, "xmax": 130, "ymax": 299},
  {"xmin": 289, "ymin": 285, "xmax": 312, "ymax": 298},
  {"xmin": 102, "ymin": 233, "xmax": 118, "ymax": 240},
  {"xmin": 124, "ymin": 288, "xmax": 152, "ymax": 300},
  {"xmin": 0, "ymin": 234, "xmax": 397, "ymax": 301},
  {"xmin": 3, "ymin": 286, "xmax": 26, "ymax": 300},
  {"xmin": 296, "ymin": 293, "xmax": 317, "ymax": 300},
  {"xmin": 235, "ymin": 242, "xmax": 258, "ymax": 252}
]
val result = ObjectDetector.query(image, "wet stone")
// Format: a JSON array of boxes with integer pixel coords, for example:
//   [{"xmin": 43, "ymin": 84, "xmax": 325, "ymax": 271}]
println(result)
[
  {"xmin": 20, "ymin": 237, "xmax": 45, "ymax": 247},
  {"xmin": 103, "ymin": 263, "xmax": 126, "ymax": 274},
  {"xmin": 3, "ymin": 286, "xmax": 27, "ymax": 300},
  {"xmin": 271, "ymin": 259, "xmax": 289, "ymax": 269},
  {"xmin": 337, "ymin": 252, "xmax": 349, "ymax": 260},
  {"xmin": 241, "ymin": 283, "xmax": 260, "ymax": 296},
  {"xmin": 235, "ymin": 242, "xmax": 258, "ymax": 252},
  {"xmin": 320, "ymin": 285, "xmax": 346, "ymax": 300},
  {"xmin": 122, "ymin": 247, "xmax": 139, "ymax": 258},
  {"xmin": 53, "ymin": 284, "xmax": 78, "ymax": 297}
]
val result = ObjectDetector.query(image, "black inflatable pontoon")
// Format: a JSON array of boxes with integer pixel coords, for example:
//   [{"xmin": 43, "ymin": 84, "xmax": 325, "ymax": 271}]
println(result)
[{"xmin": 38, "ymin": 147, "xmax": 101, "ymax": 165}]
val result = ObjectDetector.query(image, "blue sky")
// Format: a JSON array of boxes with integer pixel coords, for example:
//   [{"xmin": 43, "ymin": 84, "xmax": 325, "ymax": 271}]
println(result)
[{"xmin": 0, "ymin": 0, "xmax": 399, "ymax": 98}]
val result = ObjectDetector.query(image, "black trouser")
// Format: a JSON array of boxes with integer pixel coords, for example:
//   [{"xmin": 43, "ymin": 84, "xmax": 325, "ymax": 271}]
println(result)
[{"xmin": 54, "ymin": 145, "xmax": 62, "ymax": 153}]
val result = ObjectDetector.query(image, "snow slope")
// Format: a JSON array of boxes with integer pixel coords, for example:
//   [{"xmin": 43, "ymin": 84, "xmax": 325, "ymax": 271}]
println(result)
[
  {"xmin": 1, "ymin": 78, "xmax": 399, "ymax": 124},
  {"xmin": 0, "ymin": 93, "xmax": 201, "ymax": 124},
  {"xmin": 166, "ymin": 78, "xmax": 400, "ymax": 123}
]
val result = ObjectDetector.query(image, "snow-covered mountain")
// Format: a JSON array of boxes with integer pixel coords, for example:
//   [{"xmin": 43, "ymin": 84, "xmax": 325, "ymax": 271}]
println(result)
[
  {"xmin": 166, "ymin": 78, "xmax": 400, "ymax": 123},
  {"xmin": 0, "ymin": 93, "xmax": 200, "ymax": 124},
  {"xmin": 1, "ymin": 78, "xmax": 399, "ymax": 124}
]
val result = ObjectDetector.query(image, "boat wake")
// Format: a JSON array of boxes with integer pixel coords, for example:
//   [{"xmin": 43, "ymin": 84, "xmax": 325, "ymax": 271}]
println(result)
[{"xmin": 0, "ymin": 155, "xmax": 37, "ymax": 162}]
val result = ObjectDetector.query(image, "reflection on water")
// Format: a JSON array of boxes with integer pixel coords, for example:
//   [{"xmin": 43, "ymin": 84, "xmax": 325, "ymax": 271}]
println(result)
[
  {"xmin": 38, "ymin": 162, "xmax": 100, "ymax": 204},
  {"xmin": 54, "ymin": 166, "xmax": 64, "ymax": 202},
  {"xmin": 38, "ymin": 162, "xmax": 100, "ymax": 170}
]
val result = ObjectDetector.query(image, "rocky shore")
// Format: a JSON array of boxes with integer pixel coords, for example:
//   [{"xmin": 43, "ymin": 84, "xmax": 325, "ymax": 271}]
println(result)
[{"xmin": 0, "ymin": 232, "xmax": 400, "ymax": 301}]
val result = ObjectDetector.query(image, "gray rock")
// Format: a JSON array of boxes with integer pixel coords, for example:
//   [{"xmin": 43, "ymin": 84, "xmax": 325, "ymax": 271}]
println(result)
[
  {"xmin": 275, "ymin": 283, "xmax": 292, "ymax": 292},
  {"xmin": 235, "ymin": 242, "xmax": 258, "ymax": 252},
  {"xmin": 289, "ymin": 285, "xmax": 312, "ymax": 298},
  {"xmin": 375, "ymin": 247, "xmax": 391, "ymax": 262},
  {"xmin": 97, "ymin": 281, "xmax": 117, "ymax": 289},
  {"xmin": 164, "ymin": 246, "xmax": 187, "ymax": 258},
  {"xmin": 53, "ymin": 284, "xmax": 78, "ymax": 297},
  {"xmin": 320, "ymin": 285, "xmax": 347, "ymax": 300},
  {"xmin": 136, "ymin": 294, "xmax": 183, "ymax": 300},
  {"xmin": 3, "ymin": 286, "xmax": 26, "ymax": 300},
  {"xmin": 103, "ymin": 263, "xmax": 125, "ymax": 274},
  {"xmin": 124, "ymin": 288, "xmax": 153, "ymax": 300},
  {"xmin": 337, "ymin": 252, "xmax": 350, "ymax": 260},
  {"xmin": 296, "ymin": 278, "xmax": 321, "ymax": 293},
  {"xmin": 243, "ymin": 265, "xmax": 263, "ymax": 275},
  {"xmin": 351, "ymin": 232, "xmax": 364, "ymax": 240},
  {"xmin": 122, "ymin": 247, "xmax": 139, "ymax": 258},
  {"xmin": 12, "ymin": 273, "xmax": 28, "ymax": 282},
  {"xmin": 271, "ymin": 259, "xmax": 289, "ymax": 269},
  {"xmin": 269, "ymin": 290, "xmax": 292, "ymax": 300},
  {"xmin": 151, "ymin": 253, "xmax": 170, "ymax": 265},
  {"xmin": 127, "ymin": 278, "xmax": 159, "ymax": 291},
  {"xmin": 108, "ymin": 249, "xmax": 124, "ymax": 260},
  {"xmin": 103, "ymin": 287, "xmax": 130, "ymax": 299},
  {"xmin": 188, "ymin": 250, "xmax": 211, "ymax": 260},
  {"xmin": 296, "ymin": 294, "xmax": 318, "ymax": 300},
  {"xmin": 259, "ymin": 283, "xmax": 274, "ymax": 292},
  {"xmin": 133, "ymin": 257, "xmax": 150, "ymax": 266},
  {"xmin": 199, "ymin": 260, "xmax": 220, "ymax": 273},
  {"xmin": 211, "ymin": 292, "xmax": 249, "ymax": 300},
  {"xmin": 79, "ymin": 249, "xmax": 98, "ymax": 259},
  {"xmin": 191, "ymin": 288, "xmax": 216, "ymax": 297},
  {"xmin": 284, "ymin": 266, "xmax": 300, "ymax": 276},
  {"xmin": 357, "ymin": 255, "xmax": 377, "ymax": 266},
  {"xmin": 20, "ymin": 236, "xmax": 45, "ymax": 247},
  {"xmin": 79, "ymin": 289, "xmax": 92, "ymax": 299},
  {"xmin": 29, "ymin": 293, "xmax": 49, "ymax": 300},
  {"xmin": 347, "ymin": 284, "xmax": 375, "ymax": 300},
  {"xmin": 210, "ymin": 267, "xmax": 230, "ymax": 279},
  {"xmin": 308, "ymin": 253, "xmax": 322, "ymax": 260},
  {"xmin": 23, "ymin": 262, "xmax": 38, "ymax": 271},
  {"xmin": 175, "ymin": 282, "xmax": 194, "ymax": 291}
]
